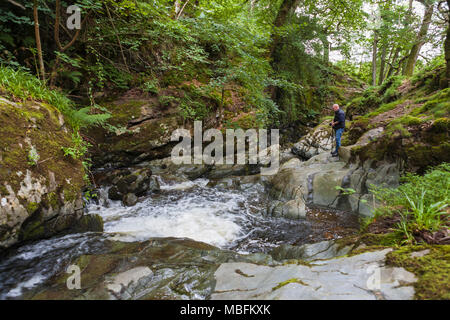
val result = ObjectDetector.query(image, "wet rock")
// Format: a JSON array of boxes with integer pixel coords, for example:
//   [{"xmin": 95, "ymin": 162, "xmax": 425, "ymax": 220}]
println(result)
[
  {"xmin": 0, "ymin": 97, "xmax": 84, "ymax": 251},
  {"xmin": 270, "ymin": 240, "xmax": 352, "ymax": 262},
  {"xmin": 106, "ymin": 168, "xmax": 153, "ymax": 202},
  {"xmin": 211, "ymin": 249, "xmax": 417, "ymax": 300},
  {"xmin": 70, "ymin": 214, "xmax": 104, "ymax": 233},
  {"xmin": 148, "ymin": 176, "xmax": 161, "ymax": 192},
  {"xmin": 123, "ymin": 193, "xmax": 138, "ymax": 207},
  {"xmin": 108, "ymin": 186, "xmax": 122, "ymax": 201},
  {"xmin": 312, "ymin": 167, "xmax": 351, "ymax": 208},
  {"xmin": 266, "ymin": 153, "xmax": 349, "ymax": 219},
  {"xmin": 106, "ymin": 267, "xmax": 153, "ymax": 299},
  {"xmin": 0, "ymin": 97, "xmax": 86, "ymax": 250},
  {"xmin": 25, "ymin": 238, "xmax": 275, "ymax": 300},
  {"xmin": 88, "ymin": 96, "xmax": 184, "ymax": 169}
]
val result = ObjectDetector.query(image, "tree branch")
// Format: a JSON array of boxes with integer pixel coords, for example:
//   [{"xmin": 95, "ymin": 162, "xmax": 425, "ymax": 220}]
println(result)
[
  {"xmin": 176, "ymin": 0, "xmax": 191, "ymax": 20},
  {"xmin": 7, "ymin": 0, "xmax": 25, "ymax": 10}
]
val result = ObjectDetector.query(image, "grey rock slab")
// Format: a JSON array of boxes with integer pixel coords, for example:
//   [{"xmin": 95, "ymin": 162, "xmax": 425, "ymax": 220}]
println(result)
[
  {"xmin": 211, "ymin": 249, "xmax": 417, "ymax": 300},
  {"xmin": 106, "ymin": 267, "xmax": 154, "ymax": 297}
]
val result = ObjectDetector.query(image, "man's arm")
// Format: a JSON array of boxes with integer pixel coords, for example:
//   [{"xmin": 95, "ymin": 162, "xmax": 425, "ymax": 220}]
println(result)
[{"xmin": 332, "ymin": 111, "xmax": 345, "ymax": 127}]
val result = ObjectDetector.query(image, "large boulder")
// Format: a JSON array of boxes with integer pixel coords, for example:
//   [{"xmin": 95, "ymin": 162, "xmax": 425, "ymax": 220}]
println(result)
[
  {"xmin": 339, "ymin": 127, "xmax": 385, "ymax": 163},
  {"xmin": 266, "ymin": 153, "xmax": 350, "ymax": 219},
  {"xmin": 291, "ymin": 120, "xmax": 334, "ymax": 160},
  {"xmin": 0, "ymin": 97, "xmax": 102, "ymax": 251},
  {"xmin": 267, "ymin": 148, "xmax": 400, "ymax": 219},
  {"xmin": 88, "ymin": 94, "xmax": 185, "ymax": 169}
]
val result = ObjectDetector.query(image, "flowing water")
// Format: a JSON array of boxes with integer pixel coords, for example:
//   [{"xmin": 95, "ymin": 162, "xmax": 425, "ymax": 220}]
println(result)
[{"xmin": 0, "ymin": 174, "xmax": 359, "ymax": 299}]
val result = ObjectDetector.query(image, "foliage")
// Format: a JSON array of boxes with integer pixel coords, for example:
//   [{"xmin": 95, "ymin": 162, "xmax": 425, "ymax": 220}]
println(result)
[
  {"xmin": 369, "ymin": 163, "xmax": 450, "ymax": 244},
  {"xmin": 0, "ymin": 66, "xmax": 110, "ymax": 130}
]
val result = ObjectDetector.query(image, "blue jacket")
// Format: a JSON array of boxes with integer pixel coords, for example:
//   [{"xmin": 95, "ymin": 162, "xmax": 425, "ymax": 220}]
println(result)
[{"xmin": 333, "ymin": 109, "xmax": 346, "ymax": 129}]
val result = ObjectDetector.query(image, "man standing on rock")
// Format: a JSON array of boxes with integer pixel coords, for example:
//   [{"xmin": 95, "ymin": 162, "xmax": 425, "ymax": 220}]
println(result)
[{"xmin": 331, "ymin": 104, "xmax": 345, "ymax": 157}]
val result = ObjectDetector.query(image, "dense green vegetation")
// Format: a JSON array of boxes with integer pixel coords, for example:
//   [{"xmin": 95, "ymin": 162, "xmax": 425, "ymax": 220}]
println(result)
[
  {"xmin": 368, "ymin": 163, "xmax": 449, "ymax": 245},
  {"xmin": 1, "ymin": 0, "xmax": 447, "ymax": 129}
]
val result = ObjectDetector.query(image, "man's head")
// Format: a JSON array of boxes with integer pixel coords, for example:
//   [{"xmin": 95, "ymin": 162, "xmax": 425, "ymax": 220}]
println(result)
[{"xmin": 332, "ymin": 104, "xmax": 340, "ymax": 112}]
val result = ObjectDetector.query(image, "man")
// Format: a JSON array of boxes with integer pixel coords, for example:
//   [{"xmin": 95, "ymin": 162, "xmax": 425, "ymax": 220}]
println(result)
[{"xmin": 330, "ymin": 104, "xmax": 345, "ymax": 157}]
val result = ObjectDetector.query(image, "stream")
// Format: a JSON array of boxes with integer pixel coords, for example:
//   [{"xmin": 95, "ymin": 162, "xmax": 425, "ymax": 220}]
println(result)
[{"xmin": 0, "ymin": 173, "xmax": 359, "ymax": 299}]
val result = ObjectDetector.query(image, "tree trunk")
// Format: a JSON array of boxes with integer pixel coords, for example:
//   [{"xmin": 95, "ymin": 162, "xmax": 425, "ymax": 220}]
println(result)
[
  {"xmin": 378, "ymin": 44, "xmax": 387, "ymax": 85},
  {"xmin": 403, "ymin": 1, "xmax": 434, "ymax": 77},
  {"xmin": 269, "ymin": 0, "xmax": 300, "ymax": 100},
  {"xmin": 174, "ymin": 0, "xmax": 181, "ymax": 16},
  {"xmin": 105, "ymin": 4, "xmax": 129, "ymax": 72},
  {"xmin": 33, "ymin": 0, "xmax": 45, "ymax": 81},
  {"xmin": 270, "ymin": 0, "xmax": 300, "ymax": 60},
  {"xmin": 444, "ymin": 0, "xmax": 450, "ymax": 88},
  {"xmin": 322, "ymin": 36, "xmax": 330, "ymax": 65},
  {"xmin": 249, "ymin": 0, "xmax": 257, "ymax": 15},
  {"xmin": 372, "ymin": 31, "xmax": 378, "ymax": 86},
  {"xmin": 386, "ymin": 47, "xmax": 400, "ymax": 79}
]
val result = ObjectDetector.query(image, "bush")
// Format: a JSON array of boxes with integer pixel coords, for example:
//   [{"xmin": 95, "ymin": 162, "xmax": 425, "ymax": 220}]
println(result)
[
  {"xmin": 370, "ymin": 163, "xmax": 450, "ymax": 244},
  {"xmin": 0, "ymin": 66, "xmax": 110, "ymax": 130}
]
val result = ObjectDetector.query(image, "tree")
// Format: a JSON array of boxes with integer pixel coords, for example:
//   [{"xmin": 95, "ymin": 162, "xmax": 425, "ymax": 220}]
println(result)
[
  {"xmin": 443, "ymin": 0, "xmax": 450, "ymax": 87},
  {"xmin": 270, "ymin": 0, "xmax": 300, "ymax": 62},
  {"xmin": 33, "ymin": 0, "xmax": 45, "ymax": 81},
  {"xmin": 403, "ymin": 0, "xmax": 435, "ymax": 76},
  {"xmin": 301, "ymin": 0, "xmax": 366, "ymax": 64}
]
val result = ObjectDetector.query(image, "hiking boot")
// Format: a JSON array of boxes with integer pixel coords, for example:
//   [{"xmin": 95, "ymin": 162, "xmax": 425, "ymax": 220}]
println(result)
[{"xmin": 331, "ymin": 152, "xmax": 339, "ymax": 157}]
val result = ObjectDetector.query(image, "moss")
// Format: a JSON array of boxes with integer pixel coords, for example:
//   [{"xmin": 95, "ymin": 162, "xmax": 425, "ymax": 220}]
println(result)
[
  {"xmin": 429, "ymin": 118, "xmax": 450, "ymax": 132},
  {"xmin": 345, "ymin": 117, "xmax": 369, "ymax": 145},
  {"xmin": 20, "ymin": 218, "xmax": 46, "ymax": 242},
  {"xmin": 71, "ymin": 214, "xmax": 104, "ymax": 233},
  {"xmin": 405, "ymin": 142, "xmax": 450, "ymax": 172},
  {"xmin": 100, "ymin": 100, "xmax": 148, "ymax": 126},
  {"xmin": 46, "ymin": 192, "xmax": 59, "ymax": 209},
  {"xmin": 359, "ymin": 232, "xmax": 403, "ymax": 246},
  {"xmin": 347, "ymin": 245, "xmax": 392, "ymax": 257},
  {"xmin": 389, "ymin": 115, "xmax": 425, "ymax": 127},
  {"xmin": 272, "ymin": 278, "xmax": 308, "ymax": 291},
  {"xmin": 235, "ymin": 113, "xmax": 259, "ymax": 130},
  {"xmin": 385, "ymin": 123, "xmax": 412, "ymax": 139},
  {"xmin": 386, "ymin": 245, "xmax": 450, "ymax": 300},
  {"xmin": 0, "ymin": 185, "xmax": 9, "ymax": 196},
  {"xmin": 411, "ymin": 88, "xmax": 450, "ymax": 118},
  {"xmin": 0, "ymin": 96, "xmax": 84, "ymax": 199},
  {"xmin": 346, "ymin": 88, "xmax": 382, "ymax": 118},
  {"xmin": 26, "ymin": 202, "xmax": 39, "ymax": 214},
  {"xmin": 63, "ymin": 186, "xmax": 80, "ymax": 203},
  {"xmin": 335, "ymin": 235, "xmax": 359, "ymax": 250},
  {"xmin": 367, "ymin": 100, "xmax": 403, "ymax": 118},
  {"xmin": 281, "ymin": 259, "xmax": 313, "ymax": 267}
]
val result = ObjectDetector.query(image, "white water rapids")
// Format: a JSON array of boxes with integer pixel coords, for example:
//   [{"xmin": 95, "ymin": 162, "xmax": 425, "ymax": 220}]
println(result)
[
  {"xmin": 0, "ymin": 175, "xmax": 316, "ymax": 299},
  {"xmin": 91, "ymin": 178, "xmax": 254, "ymax": 247}
]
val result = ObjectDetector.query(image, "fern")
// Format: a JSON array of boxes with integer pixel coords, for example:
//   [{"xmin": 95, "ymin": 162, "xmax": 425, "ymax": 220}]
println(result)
[{"xmin": 72, "ymin": 106, "xmax": 111, "ymax": 129}]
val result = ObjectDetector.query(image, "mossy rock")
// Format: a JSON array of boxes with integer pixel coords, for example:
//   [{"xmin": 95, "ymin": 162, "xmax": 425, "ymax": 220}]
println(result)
[
  {"xmin": 0, "ymin": 96, "xmax": 84, "ymax": 249},
  {"xmin": 386, "ymin": 245, "xmax": 450, "ymax": 300},
  {"xmin": 70, "ymin": 214, "xmax": 104, "ymax": 233}
]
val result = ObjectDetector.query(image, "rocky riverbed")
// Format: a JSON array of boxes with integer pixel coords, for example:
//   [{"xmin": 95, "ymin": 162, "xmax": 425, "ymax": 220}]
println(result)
[{"xmin": 0, "ymin": 118, "xmax": 421, "ymax": 300}]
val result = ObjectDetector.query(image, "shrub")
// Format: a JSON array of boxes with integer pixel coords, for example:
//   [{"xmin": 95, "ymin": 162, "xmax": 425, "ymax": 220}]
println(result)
[{"xmin": 370, "ymin": 163, "xmax": 450, "ymax": 244}]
